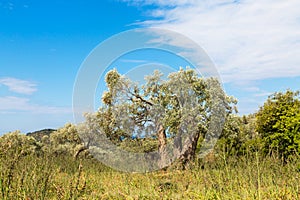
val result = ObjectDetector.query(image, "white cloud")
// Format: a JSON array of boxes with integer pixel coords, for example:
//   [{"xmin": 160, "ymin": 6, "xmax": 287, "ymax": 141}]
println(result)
[
  {"xmin": 120, "ymin": 0, "xmax": 194, "ymax": 7},
  {"xmin": 125, "ymin": 0, "xmax": 300, "ymax": 83},
  {"xmin": 120, "ymin": 59, "xmax": 148, "ymax": 63},
  {"xmin": 0, "ymin": 2, "xmax": 14, "ymax": 10},
  {"xmin": 0, "ymin": 77, "xmax": 37, "ymax": 95},
  {"xmin": 0, "ymin": 96, "xmax": 72, "ymax": 114},
  {"xmin": 254, "ymin": 92, "xmax": 273, "ymax": 97}
]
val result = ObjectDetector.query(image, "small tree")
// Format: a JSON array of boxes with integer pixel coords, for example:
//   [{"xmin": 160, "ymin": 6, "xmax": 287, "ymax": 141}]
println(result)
[
  {"xmin": 256, "ymin": 90, "xmax": 300, "ymax": 159},
  {"xmin": 216, "ymin": 114, "xmax": 261, "ymax": 156},
  {"xmin": 49, "ymin": 123, "xmax": 87, "ymax": 159},
  {"xmin": 0, "ymin": 131, "xmax": 39, "ymax": 158}
]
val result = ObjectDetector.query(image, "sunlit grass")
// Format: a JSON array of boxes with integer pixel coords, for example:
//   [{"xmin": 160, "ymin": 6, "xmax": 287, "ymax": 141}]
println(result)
[{"xmin": 0, "ymin": 151, "xmax": 299, "ymax": 199}]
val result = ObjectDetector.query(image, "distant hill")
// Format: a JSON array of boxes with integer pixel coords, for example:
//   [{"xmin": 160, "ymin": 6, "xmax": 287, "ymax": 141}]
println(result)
[{"xmin": 26, "ymin": 129, "xmax": 56, "ymax": 142}]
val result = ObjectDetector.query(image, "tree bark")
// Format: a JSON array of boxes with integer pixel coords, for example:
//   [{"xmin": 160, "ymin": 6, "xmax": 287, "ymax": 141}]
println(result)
[
  {"xmin": 157, "ymin": 124, "xmax": 168, "ymax": 169},
  {"xmin": 157, "ymin": 124, "xmax": 200, "ymax": 169},
  {"xmin": 73, "ymin": 145, "xmax": 88, "ymax": 159},
  {"xmin": 178, "ymin": 132, "xmax": 200, "ymax": 165}
]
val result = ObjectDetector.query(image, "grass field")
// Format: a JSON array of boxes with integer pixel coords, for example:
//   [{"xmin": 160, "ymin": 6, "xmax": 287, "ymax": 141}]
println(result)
[{"xmin": 0, "ymin": 151, "xmax": 299, "ymax": 200}]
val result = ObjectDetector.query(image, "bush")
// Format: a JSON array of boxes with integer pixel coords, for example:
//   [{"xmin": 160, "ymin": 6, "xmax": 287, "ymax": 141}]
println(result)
[{"xmin": 256, "ymin": 90, "xmax": 300, "ymax": 159}]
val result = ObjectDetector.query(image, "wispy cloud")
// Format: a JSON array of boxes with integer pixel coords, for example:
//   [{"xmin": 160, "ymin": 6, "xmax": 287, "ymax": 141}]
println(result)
[
  {"xmin": 0, "ymin": 1, "xmax": 14, "ymax": 10},
  {"xmin": 120, "ymin": 0, "xmax": 193, "ymax": 7},
  {"xmin": 120, "ymin": 59, "xmax": 148, "ymax": 63},
  {"xmin": 124, "ymin": 0, "xmax": 300, "ymax": 83},
  {"xmin": 0, "ymin": 96, "xmax": 72, "ymax": 114},
  {"xmin": 0, "ymin": 77, "xmax": 37, "ymax": 95},
  {"xmin": 254, "ymin": 92, "xmax": 273, "ymax": 97}
]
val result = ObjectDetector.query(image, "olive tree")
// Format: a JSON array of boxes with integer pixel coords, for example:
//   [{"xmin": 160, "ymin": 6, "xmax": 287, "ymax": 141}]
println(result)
[
  {"xmin": 0, "ymin": 131, "xmax": 39, "ymax": 158},
  {"xmin": 82, "ymin": 68, "xmax": 235, "ymax": 168},
  {"xmin": 49, "ymin": 123, "xmax": 87, "ymax": 159}
]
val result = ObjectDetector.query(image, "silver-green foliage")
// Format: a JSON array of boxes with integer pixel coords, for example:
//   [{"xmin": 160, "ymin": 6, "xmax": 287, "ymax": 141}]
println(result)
[{"xmin": 91, "ymin": 68, "xmax": 236, "ymax": 165}]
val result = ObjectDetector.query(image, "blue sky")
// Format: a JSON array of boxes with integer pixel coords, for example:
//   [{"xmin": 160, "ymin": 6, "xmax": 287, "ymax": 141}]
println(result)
[{"xmin": 0, "ymin": 0, "xmax": 299, "ymax": 134}]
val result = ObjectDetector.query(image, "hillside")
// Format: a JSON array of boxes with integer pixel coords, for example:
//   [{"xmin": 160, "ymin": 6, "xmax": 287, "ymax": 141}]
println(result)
[{"xmin": 26, "ymin": 128, "xmax": 56, "ymax": 142}]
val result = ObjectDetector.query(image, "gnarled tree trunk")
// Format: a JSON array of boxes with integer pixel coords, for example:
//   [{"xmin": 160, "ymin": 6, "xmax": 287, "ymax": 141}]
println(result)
[
  {"xmin": 157, "ymin": 124, "xmax": 169, "ymax": 169},
  {"xmin": 178, "ymin": 132, "xmax": 200, "ymax": 165},
  {"xmin": 157, "ymin": 123, "xmax": 200, "ymax": 169}
]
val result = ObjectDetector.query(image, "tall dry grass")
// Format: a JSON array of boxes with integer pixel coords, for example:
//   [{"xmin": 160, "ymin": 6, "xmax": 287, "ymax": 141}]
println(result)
[{"xmin": 0, "ymin": 150, "xmax": 299, "ymax": 199}]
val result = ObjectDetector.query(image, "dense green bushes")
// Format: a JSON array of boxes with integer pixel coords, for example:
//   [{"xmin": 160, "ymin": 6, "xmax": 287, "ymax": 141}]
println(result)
[
  {"xmin": 214, "ymin": 90, "xmax": 300, "ymax": 160},
  {"xmin": 256, "ymin": 90, "xmax": 300, "ymax": 159},
  {"xmin": 1, "ymin": 90, "xmax": 299, "ymax": 163}
]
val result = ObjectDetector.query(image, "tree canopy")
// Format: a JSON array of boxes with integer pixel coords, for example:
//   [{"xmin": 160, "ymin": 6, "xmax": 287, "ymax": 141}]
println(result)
[
  {"xmin": 256, "ymin": 90, "xmax": 300, "ymax": 159},
  {"xmin": 82, "ymin": 68, "xmax": 236, "ymax": 168}
]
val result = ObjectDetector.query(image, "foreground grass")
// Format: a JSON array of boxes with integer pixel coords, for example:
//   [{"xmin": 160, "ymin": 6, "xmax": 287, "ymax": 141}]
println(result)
[{"xmin": 0, "ymin": 152, "xmax": 299, "ymax": 199}]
